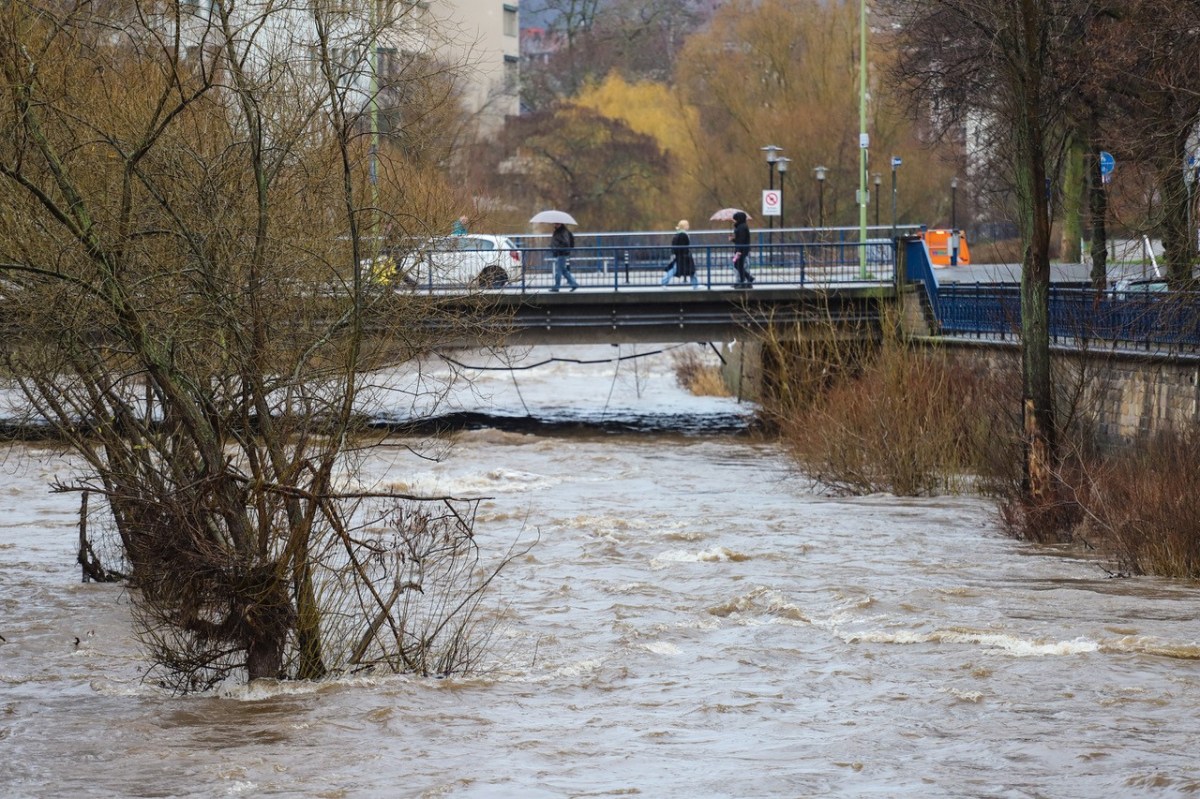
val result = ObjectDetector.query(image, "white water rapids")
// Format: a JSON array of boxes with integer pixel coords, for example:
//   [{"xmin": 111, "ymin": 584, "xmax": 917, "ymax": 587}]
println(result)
[{"xmin": 2, "ymin": 344, "xmax": 1199, "ymax": 798}]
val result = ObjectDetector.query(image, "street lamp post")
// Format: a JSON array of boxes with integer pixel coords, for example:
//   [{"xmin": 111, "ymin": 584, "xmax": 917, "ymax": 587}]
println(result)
[
  {"xmin": 873, "ymin": 173, "xmax": 881, "ymax": 228},
  {"xmin": 761, "ymin": 145, "xmax": 783, "ymax": 233},
  {"xmin": 815, "ymin": 165, "xmax": 827, "ymax": 228},
  {"xmin": 951, "ymin": 176, "xmax": 958, "ymax": 230},
  {"xmin": 775, "ymin": 157, "xmax": 791, "ymax": 233}
]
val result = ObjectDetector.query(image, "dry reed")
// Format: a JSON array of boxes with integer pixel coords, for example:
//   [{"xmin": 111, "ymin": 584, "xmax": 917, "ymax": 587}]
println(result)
[
  {"xmin": 671, "ymin": 347, "xmax": 733, "ymax": 397},
  {"xmin": 1069, "ymin": 428, "xmax": 1200, "ymax": 577}
]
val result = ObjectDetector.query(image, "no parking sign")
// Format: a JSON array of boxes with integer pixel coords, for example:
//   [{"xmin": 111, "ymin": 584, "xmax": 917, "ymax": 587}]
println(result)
[{"xmin": 762, "ymin": 189, "xmax": 781, "ymax": 217}]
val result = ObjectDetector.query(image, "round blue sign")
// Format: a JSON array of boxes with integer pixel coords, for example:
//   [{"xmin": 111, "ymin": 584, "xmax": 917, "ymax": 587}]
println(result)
[{"xmin": 1100, "ymin": 151, "xmax": 1115, "ymax": 175}]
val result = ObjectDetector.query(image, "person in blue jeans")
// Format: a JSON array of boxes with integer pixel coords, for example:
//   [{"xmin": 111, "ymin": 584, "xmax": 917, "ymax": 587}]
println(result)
[
  {"xmin": 660, "ymin": 219, "xmax": 699, "ymax": 288},
  {"xmin": 549, "ymin": 222, "xmax": 578, "ymax": 292}
]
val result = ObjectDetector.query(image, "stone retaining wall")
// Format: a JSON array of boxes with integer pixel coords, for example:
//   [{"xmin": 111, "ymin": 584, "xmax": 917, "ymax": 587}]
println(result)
[{"xmin": 942, "ymin": 340, "xmax": 1200, "ymax": 446}]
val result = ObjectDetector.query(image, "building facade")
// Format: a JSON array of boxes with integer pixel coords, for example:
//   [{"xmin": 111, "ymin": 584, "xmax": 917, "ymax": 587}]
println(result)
[{"xmin": 445, "ymin": 0, "xmax": 521, "ymax": 133}]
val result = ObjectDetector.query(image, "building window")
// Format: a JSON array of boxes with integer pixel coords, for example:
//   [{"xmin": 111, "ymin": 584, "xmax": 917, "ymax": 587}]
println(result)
[
  {"xmin": 503, "ymin": 4, "xmax": 518, "ymax": 37},
  {"xmin": 376, "ymin": 47, "xmax": 398, "ymax": 78},
  {"xmin": 503, "ymin": 55, "xmax": 519, "ymax": 94},
  {"xmin": 329, "ymin": 46, "xmax": 364, "ymax": 80}
]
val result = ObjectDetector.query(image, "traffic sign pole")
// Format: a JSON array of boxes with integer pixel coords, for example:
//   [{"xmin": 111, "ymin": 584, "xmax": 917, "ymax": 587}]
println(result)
[
  {"xmin": 1100, "ymin": 150, "xmax": 1115, "ymax": 185},
  {"xmin": 890, "ymin": 156, "xmax": 901, "ymax": 241}
]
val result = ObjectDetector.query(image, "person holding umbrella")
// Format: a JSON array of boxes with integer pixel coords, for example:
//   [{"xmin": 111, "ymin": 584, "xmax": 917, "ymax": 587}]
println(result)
[
  {"xmin": 549, "ymin": 221, "xmax": 578, "ymax": 292},
  {"xmin": 730, "ymin": 210, "xmax": 754, "ymax": 288}
]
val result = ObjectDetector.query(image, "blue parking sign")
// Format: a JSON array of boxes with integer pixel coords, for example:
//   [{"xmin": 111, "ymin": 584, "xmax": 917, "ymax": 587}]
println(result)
[{"xmin": 1099, "ymin": 151, "xmax": 1115, "ymax": 176}]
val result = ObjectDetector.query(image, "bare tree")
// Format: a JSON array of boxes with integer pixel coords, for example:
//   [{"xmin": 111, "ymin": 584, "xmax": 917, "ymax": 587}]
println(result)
[
  {"xmin": 520, "ymin": 0, "xmax": 706, "ymax": 111},
  {"xmin": 887, "ymin": 0, "xmax": 1095, "ymax": 514},
  {"xmin": 676, "ymin": 0, "xmax": 958, "ymax": 227},
  {"xmin": 1088, "ymin": 0, "xmax": 1200, "ymax": 286},
  {"xmin": 489, "ymin": 106, "xmax": 669, "ymax": 230},
  {"xmin": 0, "ymin": 0, "xmax": 521, "ymax": 689},
  {"xmin": 520, "ymin": 0, "xmax": 606, "ymax": 106}
]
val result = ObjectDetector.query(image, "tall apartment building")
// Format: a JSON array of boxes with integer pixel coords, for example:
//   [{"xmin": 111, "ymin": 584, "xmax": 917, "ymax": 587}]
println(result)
[
  {"xmin": 446, "ymin": 0, "xmax": 521, "ymax": 133},
  {"xmin": 171, "ymin": 0, "xmax": 518, "ymax": 139}
]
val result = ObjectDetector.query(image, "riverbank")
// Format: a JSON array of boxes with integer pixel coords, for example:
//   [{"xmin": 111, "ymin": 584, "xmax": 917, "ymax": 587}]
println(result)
[{"xmin": 749, "ymin": 331, "xmax": 1200, "ymax": 579}]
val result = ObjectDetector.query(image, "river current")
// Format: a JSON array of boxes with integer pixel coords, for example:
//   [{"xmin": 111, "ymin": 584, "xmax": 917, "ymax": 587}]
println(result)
[{"xmin": 2, "ymin": 344, "xmax": 1199, "ymax": 798}]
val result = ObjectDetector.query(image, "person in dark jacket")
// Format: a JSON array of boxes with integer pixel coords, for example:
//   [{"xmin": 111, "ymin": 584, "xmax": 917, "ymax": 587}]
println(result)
[
  {"xmin": 549, "ymin": 222, "xmax": 578, "ymax": 292},
  {"xmin": 660, "ymin": 220, "xmax": 698, "ymax": 288},
  {"xmin": 730, "ymin": 211, "xmax": 754, "ymax": 288}
]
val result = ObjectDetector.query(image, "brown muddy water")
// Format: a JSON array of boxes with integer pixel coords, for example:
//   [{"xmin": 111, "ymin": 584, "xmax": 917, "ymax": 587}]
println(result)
[{"xmin": 2, "ymin": 345, "xmax": 1199, "ymax": 798}]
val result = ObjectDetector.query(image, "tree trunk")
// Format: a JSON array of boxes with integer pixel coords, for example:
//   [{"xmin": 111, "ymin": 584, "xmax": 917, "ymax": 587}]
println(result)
[
  {"xmin": 1159, "ymin": 129, "xmax": 1197, "ymax": 288},
  {"xmin": 1086, "ymin": 143, "xmax": 1109, "ymax": 290},
  {"xmin": 1060, "ymin": 135, "xmax": 1084, "ymax": 263},
  {"xmin": 293, "ymin": 536, "xmax": 328, "ymax": 680},
  {"xmin": 1014, "ymin": 0, "xmax": 1057, "ymax": 506},
  {"xmin": 247, "ymin": 636, "xmax": 285, "ymax": 682}
]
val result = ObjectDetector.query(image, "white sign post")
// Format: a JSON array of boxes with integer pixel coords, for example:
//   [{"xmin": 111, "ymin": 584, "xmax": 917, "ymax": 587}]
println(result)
[{"xmin": 762, "ymin": 189, "xmax": 781, "ymax": 218}]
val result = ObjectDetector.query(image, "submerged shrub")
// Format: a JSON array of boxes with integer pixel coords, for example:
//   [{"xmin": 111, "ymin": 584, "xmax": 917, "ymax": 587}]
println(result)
[
  {"xmin": 1071, "ymin": 428, "xmax": 1200, "ymax": 578},
  {"xmin": 762, "ymin": 323, "xmax": 1017, "ymax": 497}
]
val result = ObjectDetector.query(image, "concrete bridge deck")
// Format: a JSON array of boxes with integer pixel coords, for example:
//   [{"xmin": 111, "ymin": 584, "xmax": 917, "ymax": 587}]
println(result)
[{"xmin": 422, "ymin": 282, "xmax": 897, "ymax": 346}]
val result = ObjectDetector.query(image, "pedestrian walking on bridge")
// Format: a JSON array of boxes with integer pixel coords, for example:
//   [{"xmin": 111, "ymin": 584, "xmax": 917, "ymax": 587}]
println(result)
[
  {"xmin": 550, "ymin": 222, "xmax": 578, "ymax": 292},
  {"xmin": 730, "ymin": 211, "xmax": 754, "ymax": 288},
  {"xmin": 660, "ymin": 220, "xmax": 698, "ymax": 288}
]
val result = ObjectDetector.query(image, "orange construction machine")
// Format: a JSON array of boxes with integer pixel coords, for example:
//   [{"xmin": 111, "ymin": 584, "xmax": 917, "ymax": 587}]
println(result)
[{"xmin": 921, "ymin": 228, "xmax": 971, "ymax": 267}]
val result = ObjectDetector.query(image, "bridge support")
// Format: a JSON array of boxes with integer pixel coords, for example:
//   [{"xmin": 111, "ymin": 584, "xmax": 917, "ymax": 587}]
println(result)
[{"xmin": 718, "ymin": 340, "xmax": 764, "ymax": 403}]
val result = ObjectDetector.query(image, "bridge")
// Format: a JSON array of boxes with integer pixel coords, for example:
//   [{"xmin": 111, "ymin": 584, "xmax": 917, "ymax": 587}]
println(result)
[
  {"xmin": 407, "ymin": 226, "xmax": 1200, "ymax": 353},
  {"xmin": 410, "ymin": 227, "xmax": 1200, "ymax": 445},
  {"xmin": 409, "ymin": 226, "xmax": 907, "ymax": 346}
]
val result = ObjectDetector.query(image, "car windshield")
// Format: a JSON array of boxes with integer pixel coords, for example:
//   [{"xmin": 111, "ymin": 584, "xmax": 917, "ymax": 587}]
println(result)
[{"xmin": 430, "ymin": 237, "xmax": 495, "ymax": 252}]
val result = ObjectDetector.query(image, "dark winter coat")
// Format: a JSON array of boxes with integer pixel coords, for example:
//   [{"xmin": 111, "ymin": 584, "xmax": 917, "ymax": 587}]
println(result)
[
  {"xmin": 671, "ymin": 230, "xmax": 695, "ymax": 277},
  {"xmin": 551, "ymin": 225, "xmax": 575, "ymax": 256},
  {"xmin": 731, "ymin": 212, "xmax": 751, "ymax": 257}
]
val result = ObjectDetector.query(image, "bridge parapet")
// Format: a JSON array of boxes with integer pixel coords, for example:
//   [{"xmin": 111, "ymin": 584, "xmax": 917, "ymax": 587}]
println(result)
[{"xmin": 399, "ymin": 231, "xmax": 906, "ymax": 294}]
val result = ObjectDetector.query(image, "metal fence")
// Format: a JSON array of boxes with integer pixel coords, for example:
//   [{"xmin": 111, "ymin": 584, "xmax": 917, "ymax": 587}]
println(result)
[
  {"xmin": 935, "ymin": 283, "xmax": 1200, "ymax": 352},
  {"xmin": 408, "ymin": 226, "xmax": 911, "ymax": 292}
]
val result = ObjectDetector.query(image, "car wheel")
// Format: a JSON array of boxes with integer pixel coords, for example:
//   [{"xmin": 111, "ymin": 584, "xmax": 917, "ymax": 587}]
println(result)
[{"xmin": 478, "ymin": 265, "xmax": 508, "ymax": 288}]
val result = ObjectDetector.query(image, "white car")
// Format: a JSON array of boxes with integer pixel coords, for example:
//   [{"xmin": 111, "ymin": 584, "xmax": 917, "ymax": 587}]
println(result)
[{"xmin": 370, "ymin": 234, "xmax": 522, "ymax": 289}]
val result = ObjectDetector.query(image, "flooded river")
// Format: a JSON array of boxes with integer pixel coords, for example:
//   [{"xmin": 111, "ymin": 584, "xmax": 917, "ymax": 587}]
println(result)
[{"xmin": 3, "ymin": 344, "xmax": 1199, "ymax": 798}]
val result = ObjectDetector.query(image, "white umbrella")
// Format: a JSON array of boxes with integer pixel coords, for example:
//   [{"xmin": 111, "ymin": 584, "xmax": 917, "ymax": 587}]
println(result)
[
  {"xmin": 530, "ymin": 210, "xmax": 578, "ymax": 225},
  {"xmin": 710, "ymin": 208, "xmax": 751, "ymax": 222}
]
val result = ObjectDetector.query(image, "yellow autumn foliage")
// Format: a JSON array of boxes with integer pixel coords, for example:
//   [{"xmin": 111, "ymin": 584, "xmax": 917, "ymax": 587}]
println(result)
[
  {"xmin": 574, "ymin": 74, "xmax": 699, "ymax": 161},
  {"xmin": 573, "ymin": 74, "xmax": 708, "ymax": 229},
  {"xmin": 674, "ymin": 0, "xmax": 958, "ymax": 229}
]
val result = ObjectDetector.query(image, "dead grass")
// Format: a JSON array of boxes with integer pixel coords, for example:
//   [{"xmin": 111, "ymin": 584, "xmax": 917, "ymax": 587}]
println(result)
[{"xmin": 671, "ymin": 347, "xmax": 733, "ymax": 397}]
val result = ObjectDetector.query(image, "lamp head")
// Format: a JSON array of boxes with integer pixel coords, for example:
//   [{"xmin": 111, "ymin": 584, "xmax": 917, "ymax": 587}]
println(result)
[
  {"xmin": 775, "ymin": 157, "xmax": 791, "ymax": 174},
  {"xmin": 951, "ymin": 176, "xmax": 959, "ymax": 189},
  {"xmin": 761, "ymin": 144, "xmax": 783, "ymax": 164},
  {"xmin": 814, "ymin": 165, "xmax": 827, "ymax": 182}
]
